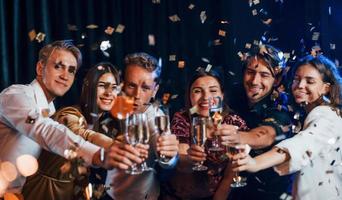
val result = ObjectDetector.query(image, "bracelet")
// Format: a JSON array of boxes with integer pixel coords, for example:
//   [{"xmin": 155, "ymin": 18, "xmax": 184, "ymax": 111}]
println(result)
[{"xmin": 100, "ymin": 147, "xmax": 105, "ymax": 163}]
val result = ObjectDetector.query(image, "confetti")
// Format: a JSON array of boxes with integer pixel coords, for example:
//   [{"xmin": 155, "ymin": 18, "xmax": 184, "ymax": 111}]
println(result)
[
  {"xmin": 115, "ymin": 24, "xmax": 125, "ymax": 33},
  {"xmin": 201, "ymin": 57, "xmax": 210, "ymax": 63},
  {"xmin": 228, "ymin": 71, "xmax": 235, "ymax": 76},
  {"xmin": 67, "ymin": 24, "xmax": 78, "ymax": 31},
  {"xmin": 189, "ymin": 105, "xmax": 198, "ymax": 115},
  {"xmin": 28, "ymin": 29, "xmax": 37, "ymax": 41},
  {"xmin": 218, "ymin": 30, "xmax": 226, "ymax": 37},
  {"xmin": 169, "ymin": 54, "xmax": 176, "ymax": 61},
  {"xmin": 148, "ymin": 34, "xmax": 155, "ymax": 46},
  {"xmin": 328, "ymin": 6, "xmax": 331, "ymax": 15},
  {"xmin": 205, "ymin": 64, "xmax": 212, "ymax": 72},
  {"xmin": 220, "ymin": 20, "xmax": 229, "ymax": 24},
  {"xmin": 169, "ymin": 14, "xmax": 181, "ymax": 22},
  {"xmin": 35, "ymin": 32, "xmax": 46, "ymax": 43},
  {"xmin": 86, "ymin": 24, "xmax": 98, "ymax": 29},
  {"xmin": 100, "ymin": 40, "xmax": 111, "ymax": 51},
  {"xmin": 262, "ymin": 18, "xmax": 272, "ymax": 25},
  {"xmin": 105, "ymin": 26, "xmax": 115, "ymax": 35},
  {"xmin": 253, "ymin": 0, "xmax": 260, "ymax": 5},
  {"xmin": 312, "ymin": 32, "xmax": 320, "ymax": 41},
  {"xmin": 188, "ymin": 4, "xmax": 195, "ymax": 10},
  {"xmin": 170, "ymin": 94, "xmax": 178, "ymax": 99},
  {"xmin": 178, "ymin": 60, "xmax": 185, "ymax": 68},
  {"xmin": 212, "ymin": 39, "xmax": 222, "ymax": 46},
  {"xmin": 245, "ymin": 43, "xmax": 252, "ymax": 49},
  {"xmin": 252, "ymin": 9, "xmax": 258, "ymax": 16},
  {"xmin": 329, "ymin": 43, "xmax": 336, "ymax": 50},
  {"xmin": 200, "ymin": 11, "xmax": 207, "ymax": 24},
  {"xmin": 152, "ymin": 0, "xmax": 160, "ymax": 4}
]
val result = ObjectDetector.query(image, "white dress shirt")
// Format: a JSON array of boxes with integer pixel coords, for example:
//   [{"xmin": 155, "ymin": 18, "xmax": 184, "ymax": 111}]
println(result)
[
  {"xmin": 0, "ymin": 80, "xmax": 100, "ymax": 194},
  {"xmin": 275, "ymin": 105, "xmax": 342, "ymax": 200}
]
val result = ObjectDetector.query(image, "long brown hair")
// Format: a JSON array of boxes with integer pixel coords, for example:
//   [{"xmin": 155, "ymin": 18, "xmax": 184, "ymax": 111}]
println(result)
[{"xmin": 80, "ymin": 62, "xmax": 120, "ymax": 123}]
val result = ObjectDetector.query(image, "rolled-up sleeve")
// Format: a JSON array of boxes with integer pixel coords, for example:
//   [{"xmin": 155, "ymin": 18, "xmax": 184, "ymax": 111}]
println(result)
[
  {"xmin": 0, "ymin": 90, "xmax": 99, "ymax": 166},
  {"xmin": 274, "ymin": 106, "xmax": 339, "ymax": 175}
]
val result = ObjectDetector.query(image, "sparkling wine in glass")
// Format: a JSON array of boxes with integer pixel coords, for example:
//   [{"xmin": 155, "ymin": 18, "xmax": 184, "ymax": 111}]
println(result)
[
  {"xmin": 192, "ymin": 117, "xmax": 208, "ymax": 171},
  {"xmin": 125, "ymin": 114, "xmax": 144, "ymax": 175},
  {"xmin": 155, "ymin": 115, "xmax": 171, "ymax": 164},
  {"xmin": 208, "ymin": 96, "xmax": 224, "ymax": 151},
  {"xmin": 227, "ymin": 145, "xmax": 247, "ymax": 187}
]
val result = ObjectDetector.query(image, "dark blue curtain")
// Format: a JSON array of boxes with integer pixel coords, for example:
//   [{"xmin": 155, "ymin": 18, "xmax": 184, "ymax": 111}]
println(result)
[{"xmin": 0, "ymin": 0, "xmax": 340, "ymax": 113}]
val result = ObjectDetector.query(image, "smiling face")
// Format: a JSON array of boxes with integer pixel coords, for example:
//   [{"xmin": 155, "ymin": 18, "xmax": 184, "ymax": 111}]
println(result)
[
  {"xmin": 291, "ymin": 64, "xmax": 330, "ymax": 104},
  {"xmin": 123, "ymin": 65, "xmax": 159, "ymax": 113},
  {"xmin": 243, "ymin": 58, "xmax": 275, "ymax": 104},
  {"xmin": 36, "ymin": 49, "xmax": 77, "ymax": 102},
  {"xmin": 190, "ymin": 76, "xmax": 224, "ymax": 117},
  {"xmin": 96, "ymin": 72, "xmax": 118, "ymax": 113}
]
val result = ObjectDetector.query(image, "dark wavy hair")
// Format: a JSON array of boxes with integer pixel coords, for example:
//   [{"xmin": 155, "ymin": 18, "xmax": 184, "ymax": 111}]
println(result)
[
  {"xmin": 243, "ymin": 44, "xmax": 287, "ymax": 85},
  {"xmin": 80, "ymin": 62, "xmax": 120, "ymax": 123},
  {"xmin": 290, "ymin": 55, "xmax": 342, "ymax": 109}
]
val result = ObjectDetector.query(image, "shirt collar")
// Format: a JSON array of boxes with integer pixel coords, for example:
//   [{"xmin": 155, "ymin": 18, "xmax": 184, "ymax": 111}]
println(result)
[{"xmin": 30, "ymin": 79, "xmax": 56, "ymax": 116}]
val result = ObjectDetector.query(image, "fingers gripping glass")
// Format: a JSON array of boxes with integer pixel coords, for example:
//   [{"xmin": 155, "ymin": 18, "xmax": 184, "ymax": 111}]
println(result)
[
  {"xmin": 124, "ymin": 114, "xmax": 146, "ymax": 175},
  {"xmin": 191, "ymin": 117, "xmax": 209, "ymax": 171},
  {"xmin": 227, "ymin": 144, "xmax": 247, "ymax": 187},
  {"xmin": 208, "ymin": 96, "xmax": 224, "ymax": 151}
]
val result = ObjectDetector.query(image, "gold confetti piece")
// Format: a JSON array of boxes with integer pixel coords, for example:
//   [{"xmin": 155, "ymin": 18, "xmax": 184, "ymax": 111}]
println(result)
[
  {"xmin": 162, "ymin": 93, "xmax": 171, "ymax": 104},
  {"xmin": 220, "ymin": 20, "xmax": 229, "ymax": 24},
  {"xmin": 178, "ymin": 60, "xmax": 185, "ymax": 68},
  {"xmin": 105, "ymin": 26, "xmax": 115, "ymax": 35},
  {"xmin": 28, "ymin": 29, "xmax": 37, "ymax": 41},
  {"xmin": 218, "ymin": 29, "xmax": 226, "ymax": 37},
  {"xmin": 148, "ymin": 34, "xmax": 155, "ymax": 46},
  {"xmin": 252, "ymin": 9, "xmax": 258, "ymax": 16},
  {"xmin": 152, "ymin": 0, "xmax": 160, "ymax": 4},
  {"xmin": 253, "ymin": 0, "xmax": 260, "ymax": 5},
  {"xmin": 169, "ymin": 14, "xmax": 181, "ymax": 22},
  {"xmin": 188, "ymin": 4, "xmax": 195, "ymax": 10},
  {"xmin": 200, "ymin": 11, "xmax": 207, "ymax": 24},
  {"xmin": 245, "ymin": 43, "xmax": 252, "ymax": 49},
  {"xmin": 86, "ymin": 24, "xmax": 98, "ymax": 29},
  {"xmin": 115, "ymin": 24, "xmax": 125, "ymax": 33},
  {"xmin": 169, "ymin": 54, "xmax": 176, "ymax": 61},
  {"xmin": 67, "ymin": 24, "xmax": 78, "ymax": 31},
  {"xmin": 35, "ymin": 32, "xmax": 46, "ymax": 43}
]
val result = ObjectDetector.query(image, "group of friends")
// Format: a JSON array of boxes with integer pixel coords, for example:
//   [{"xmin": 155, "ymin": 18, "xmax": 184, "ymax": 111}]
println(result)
[{"xmin": 0, "ymin": 40, "xmax": 341, "ymax": 200}]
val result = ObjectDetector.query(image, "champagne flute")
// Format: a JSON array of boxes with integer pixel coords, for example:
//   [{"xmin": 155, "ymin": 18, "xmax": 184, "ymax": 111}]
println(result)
[
  {"xmin": 155, "ymin": 114, "xmax": 171, "ymax": 164},
  {"xmin": 208, "ymin": 96, "xmax": 224, "ymax": 151},
  {"xmin": 191, "ymin": 117, "xmax": 208, "ymax": 171},
  {"xmin": 125, "ymin": 114, "xmax": 144, "ymax": 175},
  {"xmin": 139, "ymin": 113, "xmax": 154, "ymax": 171},
  {"xmin": 227, "ymin": 144, "xmax": 247, "ymax": 187}
]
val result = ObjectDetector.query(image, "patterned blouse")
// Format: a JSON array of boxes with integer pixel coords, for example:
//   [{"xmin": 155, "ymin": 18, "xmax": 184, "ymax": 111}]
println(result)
[{"xmin": 161, "ymin": 110, "xmax": 248, "ymax": 199}]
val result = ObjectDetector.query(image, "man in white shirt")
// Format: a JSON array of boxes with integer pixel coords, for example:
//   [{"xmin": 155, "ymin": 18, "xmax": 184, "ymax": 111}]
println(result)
[{"xmin": 0, "ymin": 40, "xmax": 143, "ymax": 197}]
